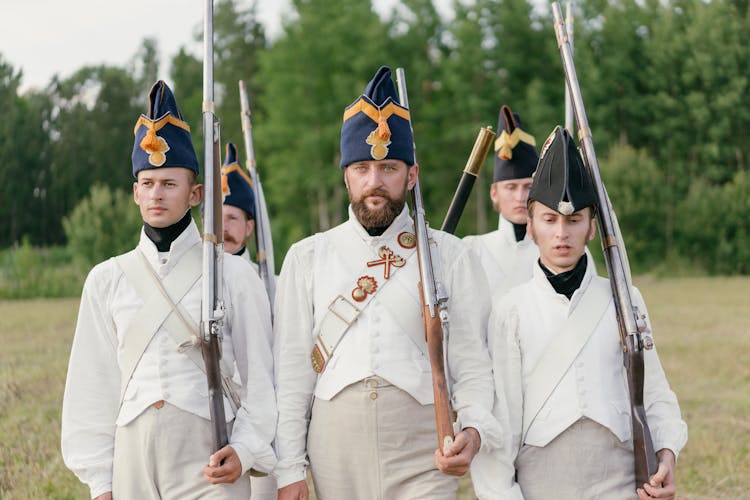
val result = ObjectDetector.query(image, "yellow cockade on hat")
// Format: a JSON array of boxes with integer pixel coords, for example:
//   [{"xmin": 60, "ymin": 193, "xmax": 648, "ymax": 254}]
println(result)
[
  {"xmin": 134, "ymin": 114, "xmax": 191, "ymax": 167},
  {"xmin": 495, "ymin": 128, "xmax": 537, "ymax": 161},
  {"xmin": 343, "ymin": 98, "xmax": 410, "ymax": 161}
]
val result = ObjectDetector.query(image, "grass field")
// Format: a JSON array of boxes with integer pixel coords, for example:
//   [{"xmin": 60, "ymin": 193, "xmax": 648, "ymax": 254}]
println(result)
[{"xmin": 1, "ymin": 276, "xmax": 749, "ymax": 499}]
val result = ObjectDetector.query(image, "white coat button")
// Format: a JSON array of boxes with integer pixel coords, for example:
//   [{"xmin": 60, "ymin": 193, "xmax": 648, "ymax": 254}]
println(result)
[{"xmin": 369, "ymin": 392, "xmax": 378, "ymax": 400}]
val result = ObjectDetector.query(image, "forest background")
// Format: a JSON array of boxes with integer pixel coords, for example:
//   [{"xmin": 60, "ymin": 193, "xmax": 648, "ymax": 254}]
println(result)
[{"xmin": 1, "ymin": 0, "xmax": 749, "ymax": 298}]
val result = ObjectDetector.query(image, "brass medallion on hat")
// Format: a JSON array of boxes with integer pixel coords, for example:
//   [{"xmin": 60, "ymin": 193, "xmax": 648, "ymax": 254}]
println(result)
[
  {"xmin": 493, "ymin": 104, "xmax": 538, "ymax": 182},
  {"xmin": 340, "ymin": 66, "xmax": 414, "ymax": 168},
  {"xmin": 221, "ymin": 142, "xmax": 256, "ymax": 220},
  {"xmin": 132, "ymin": 80, "xmax": 199, "ymax": 177},
  {"xmin": 528, "ymin": 126, "xmax": 597, "ymax": 215}
]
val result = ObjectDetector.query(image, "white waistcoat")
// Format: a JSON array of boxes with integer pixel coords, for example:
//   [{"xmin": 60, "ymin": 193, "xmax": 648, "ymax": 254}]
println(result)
[
  {"xmin": 311, "ymin": 212, "xmax": 432, "ymax": 403},
  {"xmin": 463, "ymin": 215, "xmax": 538, "ymax": 299}
]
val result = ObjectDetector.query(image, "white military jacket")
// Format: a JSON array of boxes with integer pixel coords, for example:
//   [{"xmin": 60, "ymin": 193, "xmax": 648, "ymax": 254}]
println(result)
[
  {"xmin": 471, "ymin": 259, "xmax": 688, "ymax": 499},
  {"xmin": 273, "ymin": 206, "xmax": 500, "ymax": 488},
  {"xmin": 463, "ymin": 215, "xmax": 538, "ymax": 299},
  {"xmin": 61, "ymin": 220, "xmax": 277, "ymax": 498}
]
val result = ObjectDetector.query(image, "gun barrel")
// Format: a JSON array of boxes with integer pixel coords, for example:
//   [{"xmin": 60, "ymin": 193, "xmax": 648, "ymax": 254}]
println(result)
[
  {"xmin": 238, "ymin": 80, "xmax": 277, "ymax": 310},
  {"xmin": 201, "ymin": 0, "xmax": 228, "ymax": 454},
  {"xmin": 552, "ymin": 2, "xmax": 657, "ymax": 486},
  {"xmin": 441, "ymin": 126, "xmax": 495, "ymax": 234}
]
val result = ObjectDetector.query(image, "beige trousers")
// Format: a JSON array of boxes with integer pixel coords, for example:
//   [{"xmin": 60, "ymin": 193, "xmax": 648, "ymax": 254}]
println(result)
[
  {"xmin": 516, "ymin": 418, "xmax": 638, "ymax": 500},
  {"xmin": 307, "ymin": 376, "xmax": 457, "ymax": 500},
  {"xmin": 112, "ymin": 401, "xmax": 251, "ymax": 499}
]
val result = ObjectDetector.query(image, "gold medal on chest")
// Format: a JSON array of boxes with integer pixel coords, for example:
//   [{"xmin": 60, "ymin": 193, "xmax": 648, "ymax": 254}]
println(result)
[{"xmin": 397, "ymin": 231, "xmax": 416, "ymax": 249}]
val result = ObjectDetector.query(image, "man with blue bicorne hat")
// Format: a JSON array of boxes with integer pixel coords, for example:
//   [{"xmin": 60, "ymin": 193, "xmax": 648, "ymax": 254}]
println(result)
[
  {"xmin": 219, "ymin": 140, "xmax": 278, "ymax": 500},
  {"xmin": 221, "ymin": 141, "xmax": 257, "ymax": 263},
  {"xmin": 61, "ymin": 80, "xmax": 277, "ymax": 499},
  {"xmin": 273, "ymin": 66, "xmax": 498, "ymax": 499},
  {"xmin": 479, "ymin": 126, "xmax": 687, "ymax": 499}
]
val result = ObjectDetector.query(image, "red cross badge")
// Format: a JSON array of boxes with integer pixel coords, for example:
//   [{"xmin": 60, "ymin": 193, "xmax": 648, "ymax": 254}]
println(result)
[{"xmin": 367, "ymin": 245, "xmax": 405, "ymax": 280}]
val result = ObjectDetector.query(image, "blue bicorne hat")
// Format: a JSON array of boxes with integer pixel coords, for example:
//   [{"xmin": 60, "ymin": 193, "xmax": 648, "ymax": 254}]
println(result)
[
  {"xmin": 221, "ymin": 142, "xmax": 255, "ymax": 220},
  {"xmin": 132, "ymin": 80, "xmax": 199, "ymax": 177},
  {"xmin": 493, "ymin": 105, "xmax": 538, "ymax": 182},
  {"xmin": 339, "ymin": 66, "xmax": 414, "ymax": 168}
]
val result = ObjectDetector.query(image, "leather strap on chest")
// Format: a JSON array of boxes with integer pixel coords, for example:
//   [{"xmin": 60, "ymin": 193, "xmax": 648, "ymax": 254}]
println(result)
[{"xmin": 522, "ymin": 278, "xmax": 612, "ymax": 441}]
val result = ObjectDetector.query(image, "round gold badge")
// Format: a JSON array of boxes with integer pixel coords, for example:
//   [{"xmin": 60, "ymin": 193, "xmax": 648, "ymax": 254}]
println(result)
[{"xmin": 397, "ymin": 231, "xmax": 416, "ymax": 249}]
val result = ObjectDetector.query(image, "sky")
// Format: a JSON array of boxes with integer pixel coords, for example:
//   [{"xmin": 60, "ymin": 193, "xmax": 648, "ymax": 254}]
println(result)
[{"xmin": 1, "ymin": 0, "xmax": 455, "ymax": 93}]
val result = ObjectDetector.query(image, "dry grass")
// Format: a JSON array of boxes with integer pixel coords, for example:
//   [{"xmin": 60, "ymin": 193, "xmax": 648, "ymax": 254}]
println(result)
[{"xmin": 1, "ymin": 277, "xmax": 748, "ymax": 498}]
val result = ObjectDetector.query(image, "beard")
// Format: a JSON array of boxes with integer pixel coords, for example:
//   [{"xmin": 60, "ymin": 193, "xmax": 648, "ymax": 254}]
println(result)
[{"xmin": 350, "ymin": 184, "xmax": 408, "ymax": 229}]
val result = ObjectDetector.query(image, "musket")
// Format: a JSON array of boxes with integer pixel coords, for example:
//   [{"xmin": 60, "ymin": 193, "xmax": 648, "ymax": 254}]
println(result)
[
  {"xmin": 552, "ymin": 2, "xmax": 657, "ymax": 489},
  {"xmin": 562, "ymin": 2, "xmax": 633, "ymax": 286},
  {"xmin": 201, "ymin": 0, "xmax": 229, "ymax": 455},
  {"xmin": 440, "ymin": 126, "xmax": 496, "ymax": 234},
  {"xmin": 564, "ymin": 1, "xmax": 575, "ymax": 135},
  {"xmin": 238, "ymin": 80, "xmax": 277, "ymax": 311},
  {"xmin": 395, "ymin": 67, "xmax": 454, "ymax": 454}
]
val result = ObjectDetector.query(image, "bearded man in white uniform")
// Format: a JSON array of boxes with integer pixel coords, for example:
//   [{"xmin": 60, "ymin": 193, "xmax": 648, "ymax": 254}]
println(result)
[
  {"xmin": 273, "ymin": 66, "xmax": 499, "ymax": 500},
  {"xmin": 61, "ymin": 80, "xmax": 276, "ymax": 500},
  {"xmin": 463, "ymin": 105, "xmax": 540, "ymax": 299},
  {"xmin": 477, "ymin": 126, "xmax": 687, "ymax": 500}
]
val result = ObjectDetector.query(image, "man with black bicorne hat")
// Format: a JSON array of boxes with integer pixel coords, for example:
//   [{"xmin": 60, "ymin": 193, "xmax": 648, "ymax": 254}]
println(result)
[
  {"xmin": 61, "ymin": 80, "xmax": 276, "ymax": 499},
  {"xmin": 476, "ymin": 127, "xmax": 687, "ymax": 499},
  {"xmin": 273, "ymin": 66, "xmax": 499, "ymax": 500},
  {"xmin": 464, "ymin": 105, "xmax": 540, "ymax": 299}
]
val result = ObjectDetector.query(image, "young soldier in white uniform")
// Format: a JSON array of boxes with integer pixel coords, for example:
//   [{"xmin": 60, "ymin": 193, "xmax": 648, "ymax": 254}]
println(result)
[
  {"xmin": 220, "ymin": 142, "xmax": 276, "ymax": 500},
  {"xmin": 61, "ymin": 81, "xmax": 276, "ymax": 500},
  {"xmin": 273, "ymin": 66, "xmax": 499, "ymax": 500},
  {"xmin": 463, "ymin": 105, "xmax": 539, "ymax": 299},
  {"xmin": 479, "ymin": 127, "xmax": 687, "ymax": 499}
]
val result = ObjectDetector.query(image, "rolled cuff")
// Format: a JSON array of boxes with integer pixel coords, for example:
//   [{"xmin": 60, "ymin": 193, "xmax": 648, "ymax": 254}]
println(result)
[
  {"xmin": 273, "ymin": 464, "xmax": 307, "ymax": 489},
  {"xmin": 456, "ymin": 406, "xmax": 503, "ymax": 453}
]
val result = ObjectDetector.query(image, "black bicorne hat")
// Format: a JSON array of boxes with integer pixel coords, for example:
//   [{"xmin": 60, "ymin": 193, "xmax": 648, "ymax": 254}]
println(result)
[
  {"xmin": 493, "ymin": 105, "xmax": 538, "ymax": 182},
  {"xmin": 528, "ymin": 126, "xmax": 596, "ymax": 215}
]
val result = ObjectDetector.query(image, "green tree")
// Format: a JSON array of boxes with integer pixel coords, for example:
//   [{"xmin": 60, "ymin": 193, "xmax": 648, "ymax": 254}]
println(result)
[
  {"xmin": 257, "ymin": 0, "xmax": 389, "ymax": 261},
  {"xmin": 0, "ymin": 56, "xmax": 52, "ymax": 246},
  {"xmin": 63, "ymin": 184, "xmax": 142, "ymax": 268}
]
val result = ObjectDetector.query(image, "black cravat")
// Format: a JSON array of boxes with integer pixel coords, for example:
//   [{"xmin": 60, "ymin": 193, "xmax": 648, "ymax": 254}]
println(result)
[
  {"xmin": 540, "ymin": 253, "xmax": 588, "ymax": 299},
  {"xmin": 143, "ymin": 211, "xmax": 192, "ymax": 252}
]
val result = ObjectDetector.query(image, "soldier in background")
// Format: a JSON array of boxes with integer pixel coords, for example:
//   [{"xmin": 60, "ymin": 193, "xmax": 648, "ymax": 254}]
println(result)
[
  {"xmin": 220, "ymin": 143, "xmax": 278, "ymax": 500},
  {"xmin": 273, "ymin": 66, "xmax": 499, "ymax": 500},
  {"xmin": 61, "ymin": 80, "xmax": 276, "ymax": 499},
  {"xmin": 479, "ymin": 127, "xmax": 687, "ymax": 499},
  {"xmin": 463, "ymin": 105, "xmax": 539, "ymax": 299},
  {"xmin": 221, "ymin": 142, "xmax": 256, "ymax": 262}
]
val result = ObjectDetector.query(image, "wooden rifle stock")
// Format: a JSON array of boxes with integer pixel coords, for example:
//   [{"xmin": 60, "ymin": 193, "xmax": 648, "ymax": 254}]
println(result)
[
  {"xmin": 201, "ymin": 0, "xmax": 228, "ymax": 455},
  {"xmin": 395, "ymin": 67, "xmax": 455, "ymax": 453},
  {"xmin": 419, "ymin": 283, "xmax": 455, "ymax": 452},
  {"xmin": 551, "ymin": 2, "xmax": 657, "ymax": 488},
  {"xmin": 440, "ymin": 126, "xmax": 495, "ymax": 234}
]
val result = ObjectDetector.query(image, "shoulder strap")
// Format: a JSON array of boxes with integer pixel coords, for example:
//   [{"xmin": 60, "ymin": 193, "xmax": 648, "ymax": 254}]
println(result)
[
  {"xmin": 311, "ymin": 225, "xmax": 421, "ymax": 373},
  {"xmin": 115, "ymin": 244, "xmax": 202, "ymax": 405},
  {"xmin": 522, "ymin": 278, "xmax": 611, "ymax": 440}
]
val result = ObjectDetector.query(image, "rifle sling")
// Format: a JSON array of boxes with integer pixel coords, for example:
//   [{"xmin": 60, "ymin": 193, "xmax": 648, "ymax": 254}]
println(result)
[{"xmin": 115, "ymin": 244, "xmax": 240, "ymax": 412}]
